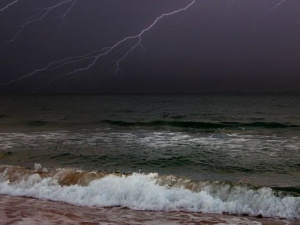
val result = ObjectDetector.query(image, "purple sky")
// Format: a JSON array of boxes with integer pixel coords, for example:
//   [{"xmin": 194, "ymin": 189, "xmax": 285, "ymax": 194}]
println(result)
[{"xmin": 0, "ymin": 0, "xmax": 300, "ymax": 93}]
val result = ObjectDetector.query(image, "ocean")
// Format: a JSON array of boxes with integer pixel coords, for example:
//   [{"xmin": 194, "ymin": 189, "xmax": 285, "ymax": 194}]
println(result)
[{"xmin": 0, "ymin": 94, "xmax": 299, "ymax": 224}]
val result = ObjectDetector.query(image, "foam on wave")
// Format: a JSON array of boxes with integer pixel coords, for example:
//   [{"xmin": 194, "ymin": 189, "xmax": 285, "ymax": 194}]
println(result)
[{"xmin": 0, "ymin": 165, "xmax": 299, "ymax": 219}]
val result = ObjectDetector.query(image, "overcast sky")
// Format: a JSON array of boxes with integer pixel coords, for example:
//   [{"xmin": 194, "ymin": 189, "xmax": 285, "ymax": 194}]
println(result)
[{"xmin": 0, "ymin": 0, "xmax": 300, "ymax": 93}]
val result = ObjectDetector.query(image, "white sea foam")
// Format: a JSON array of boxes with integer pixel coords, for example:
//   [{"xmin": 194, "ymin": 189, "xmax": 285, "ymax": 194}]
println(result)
[{"xmin": 0, "ymin": 171, "xmax": 299, "ymax": 219}]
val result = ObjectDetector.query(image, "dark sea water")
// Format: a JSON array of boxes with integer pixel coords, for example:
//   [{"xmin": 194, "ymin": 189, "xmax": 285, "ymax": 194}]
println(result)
[{"xmin": 0, "ymin": 94, "xmax": 300, "ymax": 224}]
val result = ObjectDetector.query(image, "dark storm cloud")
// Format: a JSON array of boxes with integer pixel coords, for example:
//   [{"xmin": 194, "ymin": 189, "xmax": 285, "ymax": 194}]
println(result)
[{"xmin": 0, "ymin": 0, "xmax": 300, "ymax": 93}]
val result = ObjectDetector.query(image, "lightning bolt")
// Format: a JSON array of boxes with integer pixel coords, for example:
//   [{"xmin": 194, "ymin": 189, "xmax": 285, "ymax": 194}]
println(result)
[
  {"xmin": 4, "ymin": 0, "xmax": 76, "ymax": 44},
  {"xmin": 260, "ymin": 0, "xmax": 287, "ymax": 14},
  {"xmin": 1, "ymin": 0, "xmax": 291, "ymax": 92},
  {"xmin": 1, "ymin": 0, "xmax": 196, "ymax": 91},
  {"xmin": 0, "ymin": 0, "xmax": 18, "ymax": 12},
  {"xmin": 1, "ymin": 48, "xmax": 110, "ymax": 85},
  {"xmin": 56, "ymin": 0, "xmax": 196, "ymax": 76},
  {"xmin": 59, "ymin": 0, "xmax": 77, "ymax": 22}
]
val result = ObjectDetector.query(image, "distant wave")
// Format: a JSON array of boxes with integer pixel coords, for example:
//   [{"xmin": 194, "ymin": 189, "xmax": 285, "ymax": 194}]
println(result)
[
  {"xmin": 1, "ymin": 119, "xmax": 298, "ymax": 130},
  {"xmin": 102, "ymin": 120, "xmax": 300, "ymax": 129},
  {"xmin": 0, "ymin": 165, "xmax": 299, "ymax": 219}
]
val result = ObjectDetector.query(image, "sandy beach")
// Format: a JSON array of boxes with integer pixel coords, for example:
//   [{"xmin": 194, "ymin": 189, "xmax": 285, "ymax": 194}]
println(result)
[{"xmin": 1, "ymin": 194, "xmax": 298, "ymax": 225}]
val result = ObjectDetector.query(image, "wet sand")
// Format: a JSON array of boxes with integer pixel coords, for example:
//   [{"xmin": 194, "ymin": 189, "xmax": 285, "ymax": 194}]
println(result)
[{"xmin": 0, "ymin": 195, "xmax": 298, "ymax": 225}]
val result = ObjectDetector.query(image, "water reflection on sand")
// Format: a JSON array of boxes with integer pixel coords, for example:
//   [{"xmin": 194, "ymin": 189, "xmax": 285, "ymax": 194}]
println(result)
[{"xmin": 0, "ymin": 195, "xmax": 297, "ymax": 225}]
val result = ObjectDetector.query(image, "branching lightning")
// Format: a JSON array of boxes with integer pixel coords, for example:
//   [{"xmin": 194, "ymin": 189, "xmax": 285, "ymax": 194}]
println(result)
[
  {"xmin": 1, "ymin": 0, "xmax": 196, "ymax": 90},
  {"xmin": 0, "ymin": 0, "xmax": 295, "ymax": 92},
  {"xmin": 1, "ymin": 48, "xmax": 110, "ymax": 85},
  {"xmin": 4, "ymin": 0, "xmax": 76, "ymax": 44},
  {"xmin": 70, "ymin": 0, "xmax": 196, "ymax": 75}
]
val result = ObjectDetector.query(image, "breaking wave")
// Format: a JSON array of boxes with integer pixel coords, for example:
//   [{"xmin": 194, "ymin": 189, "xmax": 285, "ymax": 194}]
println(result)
[
  {"xmin": 0, "ymin": 165, "xmax": 299, "ymax": 219},
  {"xmin": 2, "ymin": 119, "xmax": 299, "ymax": 130}
]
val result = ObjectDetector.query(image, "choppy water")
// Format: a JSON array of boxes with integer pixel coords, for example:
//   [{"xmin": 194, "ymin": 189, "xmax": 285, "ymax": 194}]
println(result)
[{"xmin": 0, "ymin": 94, "xmax": 300, "ymax": 223}]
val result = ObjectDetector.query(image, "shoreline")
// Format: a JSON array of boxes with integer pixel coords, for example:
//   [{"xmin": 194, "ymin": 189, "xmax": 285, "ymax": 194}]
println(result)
[{"xmin": 0, "ymin": 195, "xmax": 298, "ymax": 225}]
